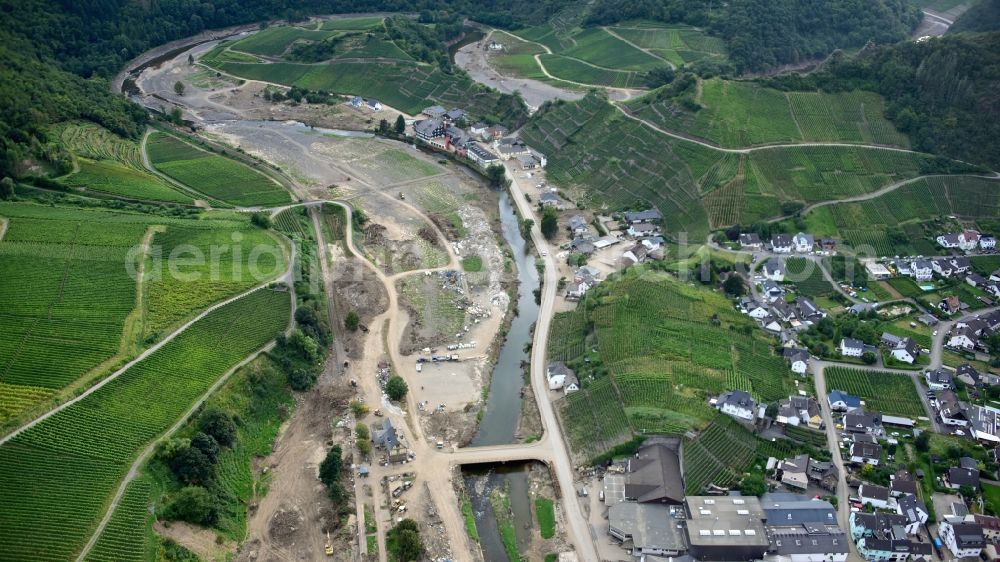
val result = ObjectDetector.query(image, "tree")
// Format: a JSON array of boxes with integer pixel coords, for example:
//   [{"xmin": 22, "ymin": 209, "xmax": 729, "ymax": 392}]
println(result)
[
  {"xmin": 350, "ymin": 400, "xmax": 369, "ymax": 417},
  {"xmin": 187, "ymin": 54, "xmax": 194, "ymax": 65},
  {"xmin": 155, "ymin": 437, "xmax": 191, "ymax": 461},
  {"xmin": 199, "ymin": 409, "xmax": 236, "ymax": 447},
  {"xmin": 914, "ymin": 431, "xmax": 930, "ymax": 452},
  {"xmin": 959, "ymin": 485, "xmax": 977, "ymax": 502},
  {"xmin": 356, "ymin": 424, "xmax": 371, "ymax": 456},
  {"xmin": 0, "ymin": 177, "xmax": 14, "ymax": 200},
  {"xmin": 164, "ymin": 486, "xmax": 217, "ymax": 525},
  {"xmin": 520, "ymin": 218, "xmax": 534, "ymax": 239},
  {"xmin": 250, "ymin": 212, "xmax": 272, "ymax": 229},
  {"xmin": 319, "ymin": 445, "xmax": 343, "ymax": 488},
  {"xmin": 169, "ymin": 446, "xmax": 214, "ymax": 485},
  {"xmin": 540, "ymin": 206, "xmax": 558, "ymax": 240},
  {"xmin": 345, "ymin": 310, "xmax": 360, "ymax": 331},
  {"xmin": 485, "ymin": 164, "xmax": 506, "ymax": 187},
  {"xmin": 190, "ymin": 432, "xmax": 220, "ymax": 464},
  {"xmin": 387, "ymin": 519, "xmax": 423, "ymax": 561},
  {"xmin": 378, "ymin": 119, "xmax": 390, "ymax": 135},
  {"xmin": 288, "ymin": 368, "xmax": 317, "ymax": 391},
  {"xmin": 764, "ymin": 403, "xmax": 778, "ymax": 418},
  {"xmin": 174, "ymin": 81, "xmax": 185, "ymax": 96},
  {"xmin": 739, "ymin": 473, "xmax": 767, "ymax": 497},
  {"xmin": 395, "ymin": 114, "xmax": 406, "ymax": 134},
  {"xmin": 386, "ymin": 375, "xmax": 408, "ymax": 401},
  {"xmin": 723, "ymin": 274, "xmax": 745, "ymax": 296},
  {"xmin": 169, "ymin": 106, "xmax": 183, "ymax": 125},
  {"xmin": 862, "ymin": 351, "xmax": 877, "ymax": 365}
]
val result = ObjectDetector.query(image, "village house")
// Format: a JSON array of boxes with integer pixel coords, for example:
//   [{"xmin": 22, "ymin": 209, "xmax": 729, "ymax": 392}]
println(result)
[
  {"xmin": 444, "ymin": 108, "xmax": 465, "ymax": 123},
  {"xmin": 839, "ymin": 338, "xmax": 865, "ymax": 358},
  {"xmin": 715, "ymin": 390, "xmax": 756, "ymax": 421},
  {"xmin": 350, "ymin": 95, "xmax": 364, "ymax": 108},
  {"xmin": 911, "ymin": 259, "xmax": 933, "ymax": 281},
  {"xmin": 844, "ymin": 411, "xmax": 883, "ymax": 436},
  {"xmin": 495, "ymin": 138, "xmax": 531, "ymax": 160},
  {"xmin": 538, "ymin": 191, "xmax": 564, "ymax": 210},
  {"xmin": 940, "ymin": 295, "xmax": 963, "ymax": 315},
  {"xmin": 850, "ymin": 512, "xmax": 932, "ymax": 561},
  {"xmin": 828, "ymin": 390, "xmax": 861, "ymax": 412},
  {"xmin": 763, "ymin": 258, "xmax": 786, "ymax": 282},
  {"xmin": 947, "ymin": 461, "xmax": 981, "ymax": 491},
  {"xmin": 422, "ymin": 105, "xmax": 447, "ymax": 119},
  {"xmin": 622, "ymin": 243, "xmax": 649, "ymax": 265},
  {"xmin": 465, "ymin": 142, "xmax": 500, "ymax": 169},
  {"xmin": 956, "ymin": 363, "xmax": 982, "ymax": 387},
  {"xmin": 889, "ymin": 469, "xmax": 919, "ymax": 498},
  {"xmin": 567, "ymin": 215, "xmax": 588, "ymax": 235},
  {"xmin": 367, "ymin": 99, "xmax": 382, "ymax": 111},
  {"xmin": 974, "ymin": 514, "xmax": 1000, "ymax": 543},
  {"xmin": 623, "ymin": 209, "xmax": 662, "ymax": 224},
  {"xmin": 414, "ymin": 118, "xmax": 445, "ymax": 141},
  {"xmin": 782, "ymin": 348, "xmax": 810, "ymax": 375},
  {"xmin": 967, "ymin": 273, "xmax": 988, "ymax": 288},
  {"xmin": 795, "ymin": 297, "xmax": 826, "ymax": 322},
  {"xmin": 760, "ymin": 280, "xmax": 785, "ymax": 303},
  {"xmin": 889, "ymin": 337, "xmax": 919, "ymax": 364},
  {"xmin": 747, "ymin": 302, "xmax": 772, "ymax": 321},
  {"xmin": 981, "ymin": 235, "xmax": 997, "ymax": 250},
  {"xmin": 739, "ymin": 233, "xmax": 763, "ymax": 250},
  {"xmin": 933, "ymin": 258, "xmax": 956, "ymax": 278},
  {"xmin": 628, "ymin": 222, "xmax": 658, "ymax": 237},
  {"xmin": 777, "ymin": 454, "xmax": 810, "ymax": 490},
  {"xmin": 775, "ymin": 395, "xmax": 821, "ymax": 428},
  {"xmin": 849, "ymin": 441, "xmax": 881, "ymax": 465},
  {"xmin": 865, "ymin": 262, "xmax": 892, "ymax": 280},
  {"xmin": 372, "ymin": 418, "xmax": 399, "ymax": 450},
  {"xmin": 808, "ymin": 459, "xmax": 839, "ymax": 491},
  {"xmin": 937, "ymin": 231, "xmax": 980, "ymax": 252},
  {"xmin": 469, "ymin": 122, "xmax": 488, "ymax": 137},
  {"xmin": 546, "ymin": 362, "xmax": 575, "ymax": 391},
  {"xmin": 770, "ymin": 234, "xmax": 794, "ymax": 254},
  {"xmin": 925, "ymin": 368, "xmax": 953, "ymax": 390},
  {"xmin": 858, "ymin": 484, "xmax": 891, "ymax": 509},
  {"xmin": 939, "ymin": 521, "xmax": 986, "ymax": 559},
  {"xmin": 895, "ymin": 494, "xmax": 929, "ymax": 535},
  {"xmin": 792, "ymin": 232, "xmax": 814, "ymax": 253},
  {"xmin": 938, "ymin": 389, "xmax": 972, "ymax": 427},
  {"xmin": 821, "ymin": 238, "xmax": 837, "ymax": 252},
  {"xmin": 947, "ymin": 325, "xmax": 978, "ymax": 350}
]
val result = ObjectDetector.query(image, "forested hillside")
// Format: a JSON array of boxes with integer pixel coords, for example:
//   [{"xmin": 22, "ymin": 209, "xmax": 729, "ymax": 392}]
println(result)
[
  {"xmin": 767, "ymin": 32, "xmax": 1000, "ymax": 170},
  {"xmin": 949, "ymin": 0, "xmax": 1000, "ymax": 33},
  {"xmin": 584, "ymin": 0, "xmax": 921, "ymax": 72}
]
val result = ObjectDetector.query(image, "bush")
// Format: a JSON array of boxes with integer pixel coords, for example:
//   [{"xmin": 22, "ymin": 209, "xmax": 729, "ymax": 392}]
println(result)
[
  {"xmin": 387, "ymin": 519, "xmax": 424, "ymax": 562},
  {"xmin": 319, "ymin": 445, "xmax": 346, "ymax": 503},
  {"xmin": 169, "ymin": 446, "xmax": 214, "ymax": 485},
  {"xmin": 199, "ymin": 409, "xmax": 236, "ymax": 447},
  {"xmin": 862, "ymin": 352, "xmax": 877, "ymax": 365},
  {"xmin": 386, "ymin": 375, "xmax": 408, "ymax": 401},
  {"xmin": 250, "ymin": 212, "xmax": 273, "ymax": 229},
  {"xmin": 164, "ymin": 486, "xmax": 217, "ymax": 526},
  {"xmin": 288, "ymin": 367, "xmax": 317, "ymax": 391},
  {"xmin": 190, "ymin": 432, "xmax": 220, "ymax": 464},
  {"xmin": 540, "ymin": 206, "xmax": 558, "ymax": 240},
  {"xmin": 345, "ymin": 310, "xmax": 360, "ymax": 331},
  {"xmin": 350, "ymin": 400, "xmax": 369, "ymax": 417}
]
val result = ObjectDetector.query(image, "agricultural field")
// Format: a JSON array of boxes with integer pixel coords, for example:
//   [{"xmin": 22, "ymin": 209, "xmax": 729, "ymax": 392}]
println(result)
[
  {"xmin": 824, "ymin": 367, "xmax": 925, "ymax": 417},
  {"xmin": 143, "ymin": 222, "xmax": 288, "ymax": 336},
  {"xmin": 684, "ymin": 415, "xmax": 796, "ymax": 493},
  {"xmin": 606, "ymin": 22, "xmax": 727, "ymax": 67},
  {"xmin": 83, "ymin": 478, "xmax": 153, "ymax": 562},
  {"xmin": 553, "ymin": 267, "xmax": 796, "ymax": 458},
  {"xmin": 56, "ymin": 123, "xmax": 194, "ymax": 203},
  {"xmin": 518, "ymin": 94, "xmax": 715, "ymax": 240},
  {"xmin": 784, "ymin": 258, "xmax": 835, "ymax": 298},
  {"xmin": 804, "ymin": 175, "xmax": 1000, "ymax": 256},
  {"xmin": 0, "ymin": 205, "xmax": 149, "ymax": 422},
  {"xmin": 320, "ymin": 16, "xmax": 386, "ymax": 31},
  {"xmin": 0, "ymin": 287, "xmax": 291, "ymax": 562},
  {"xmin": 538, "ymin": 54, "xmax": 646, "ymax": 88},
  {"xmin": 627, "ymin": 80, "xmax": 910, "ymax": 148},
  {"xmin": 146, "ymin": 132, "xmax": 291, "ymax": 207}
]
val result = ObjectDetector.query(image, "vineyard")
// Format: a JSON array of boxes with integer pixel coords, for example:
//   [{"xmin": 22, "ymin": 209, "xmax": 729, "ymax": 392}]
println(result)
[
  {"xmin": 146, "ymin": 132, "xmax": 291, "ymax": 207},
  {"xmin": 83, "ymin": 478, "xmax": 152, "ymax": 562},
  {"xmin": 0, "ymin": 206, "xmax": 149, "ymax": 422},
  {"xmin": 553, "ymin": 268, "xmax": 796, "ymax": 458},
  {"xmin": 627, "ymin": 81, "xmax": 909, "ymax": 148},
  {"xmin": 804, "ymin": 175, "xmax": 1000, "ymax": 257},
  {"xmin": 518, "ymin": 94, "xmax": 715, "ymax": 240},
  {"xmin": 607, "ymin": 23, "xmax": 727, "ymax": 67},
  {"xmin": 824, "ymin": 367, "xmax": 925, "ymax": 417},
  {"xmin": 0, "ymin": 287, "xmax": 290, "ymax": 562},
  {"xmin": 683, "ymin": 416, "xmax": 795, "ymax": 493},
  {"xmin": 228, "ymin": 25, "xmax": 339, "ymax": 57},
  {"xmin": 784, "ymin": 258, "xmax": 834, "ymax": 298},
  {"xmin": 144, "ymin": 223, "xmax": 288, "ymax": 336},
  {"xmin": 56, "ymin": 123, "xmax": 193, "ymax": 203}
]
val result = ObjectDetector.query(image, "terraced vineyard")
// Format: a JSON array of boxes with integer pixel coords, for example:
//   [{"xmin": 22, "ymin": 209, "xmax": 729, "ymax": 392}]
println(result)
[
  {"xmin": 84, "ymin": 478, "xmax": 152, "ymax": 562},
  {"xmin": 0, "ymin": 288, "xmax": 290, "ymax": 562},
  {"xmin": 684, "ymin": 416, "xmax": 795, "ymax": 493},
  {"xmin": 56, "ymin": 123, "xmax": 193, "ymax": 203},
  {"xmin": 805, "ymin": 175, "xmax": 1000, "ymax": 256},
  {"xmin": 628, "ymin": 80, "xmax": 910, "ymax": 148},
  {"xmin": 553, "ymin": 268, "xmax": 796, "ymax": 458},
  {"xmin": 785, "ymin": 258, "xmax": 834, "ymax": 298},
  {"xmin": 518, "ymin": 94, "xmax": 716, "ymax": 240},
  {"xmin": 146, "ymin": 132, "xmax": 291, "ymax": 207},
  {"xmin": 607, "ymin": 23, "xmax": 727, "ymax": 67},
  {"xmin": 825, "ymin": 367, "xmax": 925, "ymax": 417},
  {"xmin": 0, "ymin": 205, "xmax": 147, "ymax": 422}
]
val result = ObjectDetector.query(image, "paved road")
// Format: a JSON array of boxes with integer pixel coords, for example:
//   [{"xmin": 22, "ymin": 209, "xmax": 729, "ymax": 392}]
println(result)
[{"xmin": 810, "ymin": 364, "xmax": 855, "ymax": 558}]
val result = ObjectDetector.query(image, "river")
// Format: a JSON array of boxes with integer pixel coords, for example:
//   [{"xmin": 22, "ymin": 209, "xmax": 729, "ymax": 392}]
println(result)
[{"xmin": 462, "ymin": 188, "xmax": 541, "ymax": 562}]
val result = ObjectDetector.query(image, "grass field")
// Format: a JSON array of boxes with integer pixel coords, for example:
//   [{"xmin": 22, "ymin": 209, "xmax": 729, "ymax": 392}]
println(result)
[
  {"xmin": 0, "ymin": 287, "xmax": 290, "ymax": 562},
  {"xmin": 56, "ymin": 123, "xmax": 194, "ymax": 203},
  {"xmin": 146, "ymin": 132, "xmax": 291, "ymax": 206},
  {"xmin": 628, "ymin": 80, "xmax": 910, "ymax": 148},
  {"xmin": 805, "ymin": 175, "xmax": 1000, "ymax": 257},
  {"xmin": 535, "ymin": 497, "xmax": 556, "ymax": 539},
  {"xmin": 554, "ymin": 267, "xmax": 795, "ymax": 459},
  {"xmin": 825, "ymin": 367, "xmax": 925, "ymax": 417}
]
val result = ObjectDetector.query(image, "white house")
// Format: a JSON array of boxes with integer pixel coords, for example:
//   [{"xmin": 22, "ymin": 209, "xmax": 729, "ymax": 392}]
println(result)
[
  {"xmin": 783, "ymin": 348, "xmax": 810, "ymax": 375},
  {"xmin": 748, "ymin": 304, "xmax": 771, "ymax": 320},
  {"xmin": 350, "ymin": 95, "xmax": 364, "ymax": 108},
  {"xmin": 925, "ymin": 368, "xmax": 953, "ymax": 390},
  {"xmin": 849, "ymin": 442, "xmax": 881, "ymax": 466},
  {"xmin": 716, "ymin": 390, "xmax": 756, "ymax": 421},
  {"xmin": 763, "ymin": 258, "xmax": 786, "ymax": 282},
  {"xmin": 982, "ymin": 235, "xmax": 997, "ymax": 250},
  {"xmin": 546, "ymin": 362, "xmax": 573, "ymax": 390},
  {"xmin": 895, "ymin": 494, "xmax": 929, "ymax": 535},
  {"xmin": 628, "ymin": 223, "xmax": 658, "ymax": 237},
  {"xmin": 933, "ymin": 259, "xmax": 956, "ymax": 277},
  {"xmin": 739, "ymin": 233, "xmax": 763, "ymax": 250},
  {"xmin": 840, "ymin": 338, "xmax": 864, "ymax": 358},
  {"xmin": 889, "ymin": 338, "xmax": 919, "ymax": 364},
  {"xmin": 911, "ymin": 259, "xmax": 933, "ymax": 281},
  {"xmin": 939, "ymin": 521, "xmax": 985, "ymax": 559},
  {"xmin": 948, "ymin": 327, "xmax": 978, "ymax": 351},
  {"xmin": 937, "ymin": 231, "xmax": 980, "ymax": 252},
  {"xmin": 367, "ymin": 99, "xmax": 382, "ymax": 111},
  {"xmin": 771, "ymin": 234, "xmax": 794, "ymax": 254},
  {"xmin": 828, "ymin": 390, "xmax": 861, "ymax": 412},
  {"xmin": 858, "ymin": 484, "xmax": 891, "ymax": 509},
  {"xmin": 793, "ymin": 232, "xmax": 814, "ymax": 253},
  {"xmin": 564, "ymin": 376, "xmax": 580, "ymax": 394}
]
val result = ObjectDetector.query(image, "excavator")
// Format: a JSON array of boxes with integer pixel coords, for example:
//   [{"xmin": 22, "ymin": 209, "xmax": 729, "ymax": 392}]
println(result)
[{"xmin": 325, "ymin": 531, "xmax": 333, "ymax": 556}]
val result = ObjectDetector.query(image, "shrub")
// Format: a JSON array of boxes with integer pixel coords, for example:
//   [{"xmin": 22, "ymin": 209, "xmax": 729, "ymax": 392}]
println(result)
[
  {"xmin": 386, "ymin": 375, "xmax": 408, "ymax": 401},
  {"xmin": 199, "ymin": 409, "xmax": 236, "ymax": 447},
  {"xmin": 164, "ymin": 486, "xmax": 218, "ymax": 525}
]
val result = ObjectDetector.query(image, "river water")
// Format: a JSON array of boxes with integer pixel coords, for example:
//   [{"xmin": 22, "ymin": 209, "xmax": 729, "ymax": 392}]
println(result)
[{"xmin": 462, "ymin": 189, "xmax": 541, "ymax": 561}]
